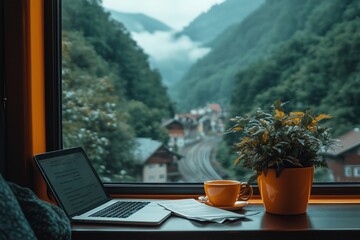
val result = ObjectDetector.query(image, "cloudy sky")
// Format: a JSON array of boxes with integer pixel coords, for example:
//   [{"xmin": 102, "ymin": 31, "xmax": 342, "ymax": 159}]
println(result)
[{"xmin": 102, "ymin": 0, "xmax": 225, "ymax": 30}]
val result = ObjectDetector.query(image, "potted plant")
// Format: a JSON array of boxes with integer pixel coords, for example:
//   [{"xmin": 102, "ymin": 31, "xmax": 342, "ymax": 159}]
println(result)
[{"xmin": 227, "ymin": 100, "xmax": 336, "ymax": 215}]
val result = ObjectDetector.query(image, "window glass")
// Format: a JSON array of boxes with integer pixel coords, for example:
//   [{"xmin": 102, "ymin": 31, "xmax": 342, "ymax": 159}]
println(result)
[
  {"xmin": 354, "ymin": 167, "xmax": 360, "ymax": 177},
  {"xmin": 62, "ymin": 0, "xmax": 360, "ymax": 184},
  {"xmin": 345, "ymin": 166, "xmax": 352, "ymax": 177}
]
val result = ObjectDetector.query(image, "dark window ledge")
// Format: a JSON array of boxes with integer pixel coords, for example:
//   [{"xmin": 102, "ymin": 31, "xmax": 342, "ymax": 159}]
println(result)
[
  {"xmin": 104, "ymin": 183, "xmax": 360, "ymax": 195},
  {"xmin": 72, "ymin": 203, "xmax": 360, "ymax": 240}
]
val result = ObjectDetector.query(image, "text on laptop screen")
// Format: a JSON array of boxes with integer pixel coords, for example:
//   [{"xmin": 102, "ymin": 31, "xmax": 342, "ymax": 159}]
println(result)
[{"xmin": 39, "ymin": 151, "xmax": 108, "ymax": 216}]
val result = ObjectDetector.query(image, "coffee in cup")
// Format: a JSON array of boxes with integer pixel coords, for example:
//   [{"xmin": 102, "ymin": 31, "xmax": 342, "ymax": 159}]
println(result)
[{"xmin": 204, "ymin": 180, "xmax": 253, "ymax": 207}]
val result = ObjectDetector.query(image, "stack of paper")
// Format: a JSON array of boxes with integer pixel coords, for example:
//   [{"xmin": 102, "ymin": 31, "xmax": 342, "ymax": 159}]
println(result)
[{"xmin": 158, "ymin": 199, "xmax": 255, "ymax": 224}]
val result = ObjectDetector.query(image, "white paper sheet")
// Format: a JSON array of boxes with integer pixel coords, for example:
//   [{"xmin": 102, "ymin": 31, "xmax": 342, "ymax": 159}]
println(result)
[{"xmin": 158, "ymin": 199, "xmax": 253, "ymax": 223}]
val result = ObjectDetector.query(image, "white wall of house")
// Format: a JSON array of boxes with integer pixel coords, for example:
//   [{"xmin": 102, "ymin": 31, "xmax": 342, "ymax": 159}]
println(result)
[
  {"xmin": 169, "ymin": 136, "xmax": 185, "ymax": 149},
  {"xmin": 143, "ymin": 163, "xmax": 167, "ymax": 182}
]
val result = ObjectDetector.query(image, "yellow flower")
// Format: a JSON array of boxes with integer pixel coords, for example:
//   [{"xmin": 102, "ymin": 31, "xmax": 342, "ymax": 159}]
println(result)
[
  {"xmin": 231, "ymin": 126, "xmax": 242, "ymax": 131},
  {"xmin": 308, "ymin": 125, "xmax": 316, "ymax": 132},
  {"xmin": 290, "ymin": 112, "xmax": 305, "ymax": 117},
  {"xmin": 282, "ymin": 112, "xmax": 303, "ymax": 125},
  {"xmin": 315, "ymin": 114, "xmax": 332, "ymax": 122},
  {"xmin": 290, "ymin": 111, "xmax": 304, "ymax": 116},
  {"xmin": 309, "ymin": 116, "xmax": 320, "ymax": 132},
  {"xmin": 262, "ymin": 132, "xmax": 268, "ymax": 144},
  {"xmin": 284, "ymin": 117, "xmax": 300, "ymax": 126},
  {"xmin": 274, "ymin": 109, "xmax": 285, "ymax": 119}
]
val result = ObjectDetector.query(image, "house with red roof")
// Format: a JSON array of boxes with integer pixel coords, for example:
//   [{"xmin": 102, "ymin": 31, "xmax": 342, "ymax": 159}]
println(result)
[
  {"xmin": 162, "ymin": 119, "xmax": 185, "ymax": 149},
  {"xmin": 174, "ymin": 103, "xmax": 225, "ymax": 143},
  {"xmin": 325, "ymin": 129, "xmax": 360, "ymax": 181}
]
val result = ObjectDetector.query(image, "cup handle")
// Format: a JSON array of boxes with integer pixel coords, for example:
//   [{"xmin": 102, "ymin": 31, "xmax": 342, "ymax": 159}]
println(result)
[{"xmin": 238, "ymin": 182, "xmax": 253, "ymax": 201}]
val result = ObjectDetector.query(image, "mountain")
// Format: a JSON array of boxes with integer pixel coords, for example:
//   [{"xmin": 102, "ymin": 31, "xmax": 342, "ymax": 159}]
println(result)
[
  {"xmin": 106, "ymin": 9, "xmax": 172, "ymax": 33},
  {"xmin": 173, "ymin": 0, "xmax": 360, "ymax": 136},
  {"xmin": 105, "ymin": 1, "xmax": 264, "ymax": 92},
  {"xmin": 180, "ymin": 0, "xmax": 265, "ymax": 44},
  {"xmin": 230, "ymin": 0, "xmax": 360, "ymax": 136},
  {"xmin": 172, "ymin": 0, "xmax": 331, "ymax": 111}
]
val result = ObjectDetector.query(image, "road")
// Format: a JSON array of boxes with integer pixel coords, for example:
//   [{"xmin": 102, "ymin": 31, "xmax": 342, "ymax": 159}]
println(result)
[{"xmin": 178, "ymin": 136, "xmax": 224, "ymax": 182}]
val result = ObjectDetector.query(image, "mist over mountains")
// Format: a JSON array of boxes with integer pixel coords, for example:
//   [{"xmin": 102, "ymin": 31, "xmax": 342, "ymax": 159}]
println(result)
[
  {"xmin": 107, "ymin": 8, "xmax": 210, "ymax": 88},
  {"xmin": 180, "ymin": 0, "xmax": 265, "ymax": 44},
  {"xmin": 106, "ymin": 0, "xmax": 360, "ymax": 137},
  {"xmin": 106, "ymin": 0, "xmax": 264, "ymax": 90}
]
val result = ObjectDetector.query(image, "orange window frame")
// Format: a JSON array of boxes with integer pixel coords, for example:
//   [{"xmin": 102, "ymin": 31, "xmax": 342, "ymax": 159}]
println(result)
[{"xmin": 4, "ymin": 0, "xmax": 47, "ymax": 199}]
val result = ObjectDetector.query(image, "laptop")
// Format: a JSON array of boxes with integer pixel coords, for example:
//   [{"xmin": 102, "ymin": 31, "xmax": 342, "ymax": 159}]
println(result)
[{"xmin": 34, "ymin": 147, "xmax": 171, "ymax": 225}]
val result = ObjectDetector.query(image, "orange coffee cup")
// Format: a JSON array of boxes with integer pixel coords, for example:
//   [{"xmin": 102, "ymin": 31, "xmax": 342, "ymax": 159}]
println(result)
[{"xmin": 204, "ymin": 180, "xmax": 253, "ymax": 207}]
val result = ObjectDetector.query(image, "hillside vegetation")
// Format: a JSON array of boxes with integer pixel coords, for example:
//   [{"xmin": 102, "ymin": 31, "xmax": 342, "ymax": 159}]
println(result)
[
  {"xmin": 230, "ymin": 0, "xmax": 360, "ymax": 136},
  {"xmin": 211, "ymin": 0, "xmax": 360, "ymax": 180},
  {"xmin": 106, "ymin": 9, "xmax": 172, "ymax": 33},
  {"xmin": 180, "ymin": 0, "xmax": 264, "ymax": 43},
  {"xmin": 175, "ymin": 0, "xmax": 360, "ymax": 135},
  {"xmin": 62, "ymin": 0, "xmax": 174, "ymax": 181}
]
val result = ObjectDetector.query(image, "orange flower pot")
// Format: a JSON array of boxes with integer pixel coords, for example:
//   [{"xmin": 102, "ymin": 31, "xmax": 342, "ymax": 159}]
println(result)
[{"xmin": 257, "ymin": 166, "xmax": 314, "ymax": 215}]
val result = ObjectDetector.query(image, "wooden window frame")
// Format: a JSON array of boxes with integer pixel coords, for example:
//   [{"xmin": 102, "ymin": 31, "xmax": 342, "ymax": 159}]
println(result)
[{"xmin": 0, "ymin": 0, "xmax": 5, "ymax": 176}]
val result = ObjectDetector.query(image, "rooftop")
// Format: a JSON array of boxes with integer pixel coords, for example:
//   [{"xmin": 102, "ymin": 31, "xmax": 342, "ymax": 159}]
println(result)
[
  {"xmin": 325, "ymin": 129, "xmax": 360, "ymax": 156},
  {"xmin": 134, "ymin": 138, "xmax": 162, "ymax": 164}
]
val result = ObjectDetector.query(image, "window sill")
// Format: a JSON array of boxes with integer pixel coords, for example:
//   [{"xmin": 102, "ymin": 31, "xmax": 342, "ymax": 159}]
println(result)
[
  {"xmin": 72, "ymin": 202, "xmax": 360, "ymax": 240},
  {"xmin": 104, "ymin": 182, "xmax": 360, "ymax": 196},
  {"xmin": 106, "ymin": 182, "xmax": 360, "ymax": 203}
]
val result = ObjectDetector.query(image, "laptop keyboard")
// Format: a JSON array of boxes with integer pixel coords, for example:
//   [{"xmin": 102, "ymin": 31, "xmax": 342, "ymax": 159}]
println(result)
[{"xmin": 89, "ymin": 201, "xmax": 150, "ymax": 218}]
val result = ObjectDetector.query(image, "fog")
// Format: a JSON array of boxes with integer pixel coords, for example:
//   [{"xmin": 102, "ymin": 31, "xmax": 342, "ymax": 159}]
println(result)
[
  {"xmin": 102, "ymin": 0, "xmax": 225, "ymax": 30},
  {"xmin": 132, "ymin": 31, "xmax": 210, "ymax": 62}
]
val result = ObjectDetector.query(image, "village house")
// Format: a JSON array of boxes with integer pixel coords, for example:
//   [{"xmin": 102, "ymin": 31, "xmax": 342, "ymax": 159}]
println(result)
[
  {"xmin": 205, "ymin": 103, "xmax": 225, "ymax": 133},
  {"xmin": 162, "ymin": 119, "xmax": 185, "ymax": 150},
  {"xmin": 174, "ymin": 113, "xmax": 201, "ymax": 143},
  {"xmin": 325, "ymin": 129, "xmax": 360, "ymax": 182},
  {"xmin": 134, "ymin": 138, "xmax": 182, "ymax": 183},
  {"xmin": 174, "ymin": 103, "xmax": 225, "ymax": 145}
]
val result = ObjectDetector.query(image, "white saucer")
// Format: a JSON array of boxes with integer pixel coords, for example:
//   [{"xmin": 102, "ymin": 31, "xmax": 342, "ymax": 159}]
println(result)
[{"xmin": 197, "ymin": 196, "xmax": 248, "ymax": 210}]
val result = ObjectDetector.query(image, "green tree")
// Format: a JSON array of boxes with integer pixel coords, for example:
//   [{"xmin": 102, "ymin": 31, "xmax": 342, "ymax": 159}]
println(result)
[
  {"xmin": 62, "ymin": 31, "xmax": 139, "ymax": 182},
  {"xmin": 62, "ymin": 0, "xmax": 176, "ymax": 182}
]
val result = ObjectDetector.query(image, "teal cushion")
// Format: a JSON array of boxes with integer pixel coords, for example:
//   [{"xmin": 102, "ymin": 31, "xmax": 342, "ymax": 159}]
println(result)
[
  {"xmin": 0, "ymin": 174, "xmax": 36, "ymax": 240},
  {"xmin": 8, "ymin": 182, "xmax": 71, "ymax": 240}
]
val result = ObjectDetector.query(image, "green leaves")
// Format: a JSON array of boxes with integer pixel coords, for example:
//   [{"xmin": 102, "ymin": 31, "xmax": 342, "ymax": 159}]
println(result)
[
  {"xmin": 228, "ymin": 101, "xmax": 335, "ymax": 183},
  {"xmin": 62, "ymin": 0, "xmax": 174, "ymax": 182}
]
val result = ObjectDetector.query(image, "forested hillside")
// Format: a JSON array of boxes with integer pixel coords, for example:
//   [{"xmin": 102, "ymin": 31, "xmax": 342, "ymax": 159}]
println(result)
[
  {"xmin": 230, "ymin": 0, "xmax": 360, "ymax": 136},
  {"xmin": 175, "ymin": 0, "xmax": 323, "ymax": 111},
  {"xmin": 212, "ymin": 0, "xmax": 360, "ymax": 179},
  {"xmin": 106, "ymin": 9, "xmax": 172, "ymax": 33},
  {"xmin": 175, "ymin": 0, "xmax": 360, "ymax": 123},
  {"xmin": 62, "ymin": 0, "xmax": 174, "ymax": 181},
  {"xmin": 179, "ymin": 0, "xmax": 264, "ymax": 43}
]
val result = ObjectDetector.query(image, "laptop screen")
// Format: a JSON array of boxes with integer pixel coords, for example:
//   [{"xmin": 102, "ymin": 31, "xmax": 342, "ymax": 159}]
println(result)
[{"xmin": 35, "ymin": 148, "xmax": 109, "ymax": 216}]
